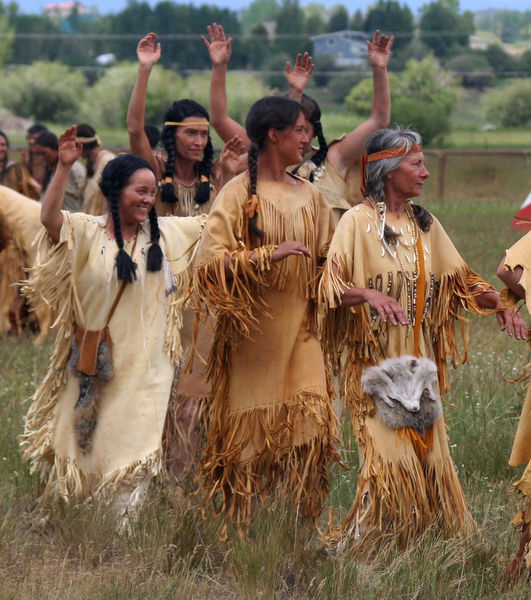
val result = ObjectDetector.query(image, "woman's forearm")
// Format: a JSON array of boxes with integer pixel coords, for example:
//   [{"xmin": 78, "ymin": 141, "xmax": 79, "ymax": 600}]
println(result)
[
  {"xmin": 40, "ymin": 163, "xmax": 69, "ymax": 242},
  {"xmin": 210, "ymin": 64, "xmax": 249, "ymax": 145}
]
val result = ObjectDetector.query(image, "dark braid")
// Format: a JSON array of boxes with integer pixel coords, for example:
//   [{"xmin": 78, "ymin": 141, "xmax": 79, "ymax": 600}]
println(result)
[
  {"xmin": 147, "ymin": 206, "xmax": 163, "ymax": 271},
  {"xmin": 160, "ymin": 126, "xmax": 178, "ymax": 204},
  {"xmin": 411, "ymin": 203, "xmax": 433, "ymax": 233},
  {"xmin": 311, "ymin": 121, "xmax": 328, "ymax": 170},
  {"xmin": 160, "ymin": 99, "xmax": 213, "ymax": 207},
  {"xmin": 247, "ymin": 142, "xmax": 263, "ymax": 238},
  {"xmin": 300, "ymin": 95, "xmax": 328, "ymax": 172},
  {"xmin": 195, "ymin": 135, "xmax": 213, "ymax": 205},
  {"xmin": 99, "ymin": 154, "xmax": 159, "ymax": 283},
  {"xmin": 108, "ymin": 187, "xmax": 138, "ymax": 283}
]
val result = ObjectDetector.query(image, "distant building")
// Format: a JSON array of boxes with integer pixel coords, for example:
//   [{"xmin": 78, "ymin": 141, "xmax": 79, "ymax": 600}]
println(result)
[
  {"xmin": 310, "ymin": 31, "xmax": 369, "ymax": 67},
  {"xmin": 469, "ymin": 35, "xmax": 488, "ymax": 51},
  {"xmin": 44, "ymin": 2, "xmax": 88, "ymax": 18}
]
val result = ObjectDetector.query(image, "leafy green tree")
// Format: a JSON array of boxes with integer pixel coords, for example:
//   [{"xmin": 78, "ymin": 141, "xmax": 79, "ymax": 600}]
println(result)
[
  {"xmin": 275, "ymin": 0, "xmax": 311, "ymax": 56},
  {"xmin": 304, "ymin": 3, "xmax": 327, "ymax": 35},
  {"xmin": 419, "ymin": 1, "xmax": 473, "ymax": 58},
  {"xmin": 241, "ymin": 0, "xmax": 280, "ymax": 33},
  {"xmin": 520, "ymin": 49, "xmax": 531, "ymax": 76},
  {"xmin": 351, "ymin": 9, "xmax": 364, "ymax": 31},
  {"xmin": 346, "ymin": 55, "xmax": 456, "ymax": 145},
  {"xmin": 0, "ymin": 13, "xmax": 13, "ymax": 66},
  {"xmin": 364, "ymin": 1, "xmax": 414, "ymax": 51},
  {"xmin": 486, "ymin": 79, "xmax": 531, "ymax": 128},
  {"xmin": 0, "ymin": 61, "xmax": 86, "ymax": 122},
  {"xmin": 445, "ymin": 53, "xmax": 494, "ymax": 90},
  {"xmin": 328, "ymin": 4, "xmax": 349, "ymax": 32},
  {"xmin": 484, "ymin": 44, "xmax": 518, "ymax": 76}
]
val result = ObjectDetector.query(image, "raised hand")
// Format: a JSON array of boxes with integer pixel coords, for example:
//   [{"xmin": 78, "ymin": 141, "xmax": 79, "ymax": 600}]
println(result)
[
  {"xmin": 285, "ymin": 52, "xmax": 314, "ymax": 97},
  {"xmin": 219, "ymin": 135, "xmax": 247, "ymax": 176},
  {"xmin": 137, "ymin": 32, "xmax": 161, "ymax": 69},
  {"xmin": 272, "ymin": 240, "xmax": 312, "ymax": 262},
  {"xmin": 367, "ymin": 30, "xmax": 394, "ymax": 70},
  {"xmin": 58, "ymin": 126, "xmax": 82, "ymax": 167},
  {"xmin": 202, "ymin": 23, "xmax": 232, "ymax": 66}
]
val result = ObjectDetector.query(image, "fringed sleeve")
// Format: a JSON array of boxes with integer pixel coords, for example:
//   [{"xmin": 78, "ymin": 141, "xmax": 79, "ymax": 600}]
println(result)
[
  {"xmin": 19, "ymin": 213, "xmax": 83, "ymax": 474},
  {"xmin": 193, "ymin": 176, "xmax": 277, "ymax": 340}
]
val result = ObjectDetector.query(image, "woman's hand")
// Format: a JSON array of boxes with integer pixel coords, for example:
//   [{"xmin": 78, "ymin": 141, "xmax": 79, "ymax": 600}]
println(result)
[
  {"xmin": 285, "ymin": 52, "xmax": 314, "ymax": 100},
  {"xmin": 362, "ymin": 288, "xmax": 408, "ymax": 326},
  {"xmin": 219, "ymin": 135, "xmax": 247, "ymax": 179},
  {"xmin": 367, "ymin": 29, "xmax": 394, "ymax": 70},
  {"xmin": 137, "ymin": 32, "xmax": 161, "ymax": 69},
  {"xmin": 496, "ymin": 309, "xmax": 528, "ymax": 340},
  {"xmin": 272, "ymin": 240, "xmax": 312, "ymax": 262},
  {"xmin": 202, "ymin": 23, "xmax": 232, "ymax": 66},
  {"xmin": 58, "ymin": 125, "xmax": 82, "ymax": 167}
]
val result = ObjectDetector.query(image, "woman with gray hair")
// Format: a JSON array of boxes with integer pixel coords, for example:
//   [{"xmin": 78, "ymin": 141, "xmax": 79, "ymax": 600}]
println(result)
[{"xmin": 319, "ymin": 127, "xmax": 526, "ymax": 551}]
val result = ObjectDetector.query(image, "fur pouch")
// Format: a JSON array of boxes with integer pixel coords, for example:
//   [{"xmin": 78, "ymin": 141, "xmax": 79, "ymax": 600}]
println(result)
[
  {"xmin": 68, "ymin": 327, "xmax": 115, "ymax": 452},
  {"xmin": 361, "ymin": 355, "xmax": 442, "ymax": 434}
]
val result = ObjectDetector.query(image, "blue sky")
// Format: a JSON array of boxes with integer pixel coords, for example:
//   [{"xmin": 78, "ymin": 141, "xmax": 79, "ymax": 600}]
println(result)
[{"xmin": 14, "ymin": 1, "xmax": 531, "ymax": 17}]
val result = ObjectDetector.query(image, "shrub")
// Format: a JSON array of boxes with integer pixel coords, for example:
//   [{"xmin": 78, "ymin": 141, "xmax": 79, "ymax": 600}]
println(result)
[
  {"xmin": 345, "ymin": 55, "xmax": 457, "ymax": 145},
  {"xmin": 0, "ymin": 61, "xmax": 86, "ymax": 122},
  {"xmin": 485, "ymin": 79, "xmax": 531, "ymax": 128},
  {"xmin": 80, "ymin": 62, "xmax": 185, "ymax": 129},
  {"xmin": 184, "ymin": 71, "xmax": 270, "ymax": 124}
]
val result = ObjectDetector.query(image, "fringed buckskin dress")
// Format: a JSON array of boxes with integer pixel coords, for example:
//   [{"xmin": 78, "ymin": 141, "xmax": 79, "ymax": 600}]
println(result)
[
  {"xmin": 20, "ymin": 211, "xmax": 206, "ymax": 505},
  {"xmin": 320, "ymin": 202, "xmax": 494, "ymax": 551},
  {"xmin": 193, "ymin": 171, "xmax": 340, "ymax": 531}
]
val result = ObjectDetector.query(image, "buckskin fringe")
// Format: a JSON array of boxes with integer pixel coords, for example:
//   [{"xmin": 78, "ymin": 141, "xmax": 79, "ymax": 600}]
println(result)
[
  {"xmin": 322, "ymin": 424, "xmax": 475, "ymax": 553},
  {"xmin": 200, "ymin": 388, "xmax": 340, "ymax": 529},
  {"xmin": 319, "ymin": 255, "xmax": 494, "ymax": 394},
  {"xmin": 193, "ymin": 245, "xmax": 277, "ymax": 341},
  {"xmin": 39, "ymin": 448, "xmax": 163, "ymax": 504}
]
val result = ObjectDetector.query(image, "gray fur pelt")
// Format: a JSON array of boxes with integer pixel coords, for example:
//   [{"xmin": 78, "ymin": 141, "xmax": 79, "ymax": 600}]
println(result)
[
  {"xmin": 68, "ymin": 337, "xmax": 114, "ymax": 453},
  {"xmin": 361, "ymin": 355, "xmax": 442, "ymax": 433}
]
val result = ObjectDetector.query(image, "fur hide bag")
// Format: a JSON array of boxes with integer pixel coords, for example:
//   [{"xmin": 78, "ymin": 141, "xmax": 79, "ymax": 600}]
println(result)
[
  {"xmin": 361, "ymin": 355, "xmax": 442, "ymax": 434},
  {"xmin": 68, "ymin": 333, "xmax": 114, "ymax": 453}
]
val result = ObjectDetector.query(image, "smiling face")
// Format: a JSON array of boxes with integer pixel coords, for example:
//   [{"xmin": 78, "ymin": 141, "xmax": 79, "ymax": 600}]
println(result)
[
  {"xmin": 118, "ymin": 168, "xmax": 157, "ymax": 227},
  {"xmin": 173, "ymin": 115, "xmax": 209, "ymax": 163},
  {"xmin": 385, "ymin": 152, "xmax": 430, "ymax": 200},
  {"xmin": 272, "ymin": 111, "xmax": 310, "ymax": 167}
]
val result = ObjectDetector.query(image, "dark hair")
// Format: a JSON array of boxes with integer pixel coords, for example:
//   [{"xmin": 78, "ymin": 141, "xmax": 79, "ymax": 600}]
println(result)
[
  {"xmin": 99, "ymin": 154, "xmax": 162, "ymax": 283},
  {"xmin": 0, "ymin": 130, "xmax": 10, "ymax": 170},
  {"xmin": 299, "ymin": 94, "xmax": 328, "ymax": 172},
  {"xmin": 364, "ymin": 128, "xmax": 432, "ymax": 243},
  {"xmin": 160, "ymin": 100, "xmax": 213, "ymax": 205},
  {"xmin": 76, "ymin": 123, "xmax": 99, "ymax": 151},
  {"xmin": 35, "ymin": 130, "xmax": 58, "ymax": 151},
  {"xmin": 144, "ymin": 124, "xmax": 160, "ymax": 150},
  {"xmin": 27, "ymin": 123, "xmax": 47, "ymax": 136},
  {"xmin": 245, "ymin": 96, "xmax": 303, "ymax": 239}
]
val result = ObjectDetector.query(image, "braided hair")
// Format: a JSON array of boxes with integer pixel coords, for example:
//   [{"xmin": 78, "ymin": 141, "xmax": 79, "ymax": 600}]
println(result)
[
  {"xmin": 245, "ymin": 96, "xmax": 303, "ymax": 239},
  {"xmin": 299, "ymin": 94, "xmax": 328, "ymax": 175},
  {"xmin": 364, "ymin": 128, "xmax": 433, "ymax": 244},
  {"xmin": 160, "ymin": 99, "xmax": 213, "ymax": 205},
  {"xmin": 99, "ymin": 154, "xmax": 162, "ymax": 283}
]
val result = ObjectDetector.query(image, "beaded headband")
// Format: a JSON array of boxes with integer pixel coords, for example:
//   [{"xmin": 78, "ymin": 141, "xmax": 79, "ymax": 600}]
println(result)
[
  {"xmin": 360, "ymin": 143, "xmax": 423, "ymax": 198},
  {"xmin": 163, "ymin": 121, "xmax": 209, "ymax": 127}
]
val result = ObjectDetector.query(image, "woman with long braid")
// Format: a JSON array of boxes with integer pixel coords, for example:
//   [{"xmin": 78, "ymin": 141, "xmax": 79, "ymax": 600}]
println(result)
[
  {"xmin": 193, "ymin": 97, "xmax": 340, "ymax": 535},
  {"xmin": 204, "ymin": 24, "xmax": 393, "ymax": 225},
  {"xmin": 127, "ymin": 33, "xmax": 245, "ymax": 489},
  {"xmin": 20, "ymin": 126, "xmax": 206, "ymax": 513}
]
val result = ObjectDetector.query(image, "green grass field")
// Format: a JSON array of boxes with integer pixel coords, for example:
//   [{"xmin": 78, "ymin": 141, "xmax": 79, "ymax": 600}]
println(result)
[{"xmin": 0, "ymin": 156, "xmax": 530, "ymax": 598}]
